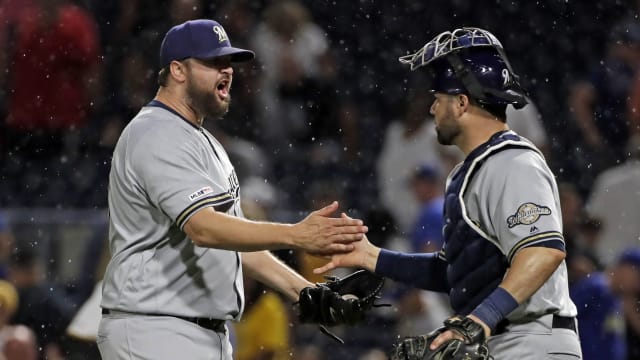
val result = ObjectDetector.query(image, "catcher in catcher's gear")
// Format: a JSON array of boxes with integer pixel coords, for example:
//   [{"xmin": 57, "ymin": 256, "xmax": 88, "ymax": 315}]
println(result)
[
  {"xmin": 296, "ymin": 270, "xmax": 387, "ymax": 343},
  {"xmin": 313, "ymin": 27, "xmax": 582, "ymax": 360}
]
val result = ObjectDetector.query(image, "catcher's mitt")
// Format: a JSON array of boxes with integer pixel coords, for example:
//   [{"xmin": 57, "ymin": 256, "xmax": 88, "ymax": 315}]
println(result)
[
  {"xmin": 297, "ymin": 270, "xmax": 387, "ymax": 342},
  {"xmin": 390, "ymin": 317, "xmax": 491, "ymax": 360}
]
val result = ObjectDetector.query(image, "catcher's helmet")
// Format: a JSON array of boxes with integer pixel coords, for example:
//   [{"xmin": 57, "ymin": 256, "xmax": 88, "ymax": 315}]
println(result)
[{"xmin": 399, "ymin": 27, "xmax": 527, "ymax": 109}]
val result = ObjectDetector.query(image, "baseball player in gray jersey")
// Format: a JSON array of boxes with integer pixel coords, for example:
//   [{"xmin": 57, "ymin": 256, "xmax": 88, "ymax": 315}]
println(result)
[
  {"xmin": 316, "ymin": 28, "xmax": 582, "ymax": 359},
  {"xmin": 97, "ymin": 19, "xmax": 368, "ymax": 360}
]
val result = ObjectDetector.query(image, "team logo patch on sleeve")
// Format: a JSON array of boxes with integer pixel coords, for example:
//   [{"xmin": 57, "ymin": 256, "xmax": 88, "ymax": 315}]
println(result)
[
  {"xmin": 189, "ymin": 186, "xmax": 214, "ymax": 201},
  {"xmin": 507, "ymin": 202, "xmax": 552, "ymax": 228}
]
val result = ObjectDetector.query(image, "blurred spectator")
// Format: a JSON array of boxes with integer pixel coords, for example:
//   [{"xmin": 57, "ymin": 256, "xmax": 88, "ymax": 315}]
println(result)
[
  {"xmin": 618, "ymin": 248, "xmax": 640, "ymax": 360},
  {"xmin": 408, "ymin": 164, "xmax": 444, "ymax": 253},
  {"xmin": 569, "ymin": 248, "xmax": 640, "ymax": 360},
  {"xmin": 568, "ymin": 19, "xmax": 640, "ymax": 179},
  {"xmin": 292, "ymin": 344, "xmax": 323, "ymax": 360},
  {"xmin": 505, "ymin": 98, "xmax": 550, "ymax": 156},
  {"xmin": 0, "ymin": 280, "xmax": 37, "ymax": 360},
  {"xmin": 558, "ymin": 182, "xmax": 602, "ymax": 283},
  {"xmin": 377, "ymin": 91, "xmax": 460, "ymax": 233},
  {"xmin": 2, "ymin": 0, "xmax": 102, "ymax": 206},
  {"xmin": 0, "ymin": 280, "xmax": 19, "ymax": 333},
  {"xmin": 213, "ymin": 1, "xmax": 261, "ymax": 140},
  {"xmin": 206, "ymin": 125, "xmax": 274, "ymax": 182},
  {"xmin": 61, "ymin": 279, "xmax": 102, "ymax": 360},
  {"xmin": 0, "ymin": 0, "xmax": 34, "ymax": 113},
  {"xmin": 249, "ymin": 1, "xmax": 341, "ymax": 205},
  {"xmin": 559, "ymin": 182, "xmax": 585, "ymax": 248},
  {"xmin": 4, "ymin": 0, "xmax": 102, "ymax": 143},
  {"xmin": 3, "ymin": 325, "xmax": 38, "ymax": 360},
  {"xmin": 627, "ymin": 65, "xmax": 640, "ymax": 139},
  {"xmin": 388, "ymin": 165, "xmax": 452, "ymax": 340},
  {"xmin": 0, "ymin": 215, "xmax": 14, "ymax": 279},
  {"xmin": 586, "ymin": 135, "xmax": 640, "ymax": 265},
  {"xmin": 8, "ymin": 247, "xmax": 76, "ymax": 359},
  {"xmin": 250, "ymin": 0, "xmax": 331, "ymax": 148},
  {"xmin": 234, "ymin": 277, "xmax": 291, "ymax": 360}
]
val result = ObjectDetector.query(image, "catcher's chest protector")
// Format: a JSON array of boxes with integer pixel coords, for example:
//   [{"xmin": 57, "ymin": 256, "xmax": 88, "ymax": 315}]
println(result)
[{"xmin": 443, "ymin": 131, "xmax": 534, "ymax": 315}]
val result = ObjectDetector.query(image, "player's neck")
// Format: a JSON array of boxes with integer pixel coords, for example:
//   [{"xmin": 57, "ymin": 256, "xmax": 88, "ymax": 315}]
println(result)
[
  {"xmin": 457, "ymin": 118, "xmax": 509, "ymax": 155},
  {"xmin": 155, "ymin": 88, "xmax": 204, "ymax": 127}
]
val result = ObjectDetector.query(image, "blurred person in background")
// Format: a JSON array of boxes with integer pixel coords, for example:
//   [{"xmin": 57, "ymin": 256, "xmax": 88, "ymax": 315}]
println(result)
[
  {"xmin": 408, "ymin": 163, "xmax": 445, "ymax": 253},
  {"xmin": 616, "ymin": 249, "xmax": 640, "ymax": 360},
  {"xmin": 505, "ymin": 97, "xmax": 550, "ymax": 157},
  {"xmin": 586, "ymin": 135, "xmax": 640, "ymax": 266},
  {"xmin": 557, "ymin": 182, "xmax": 602, "ymax": 283},
  {"xmin": 377, "ymin": 91, "xmax": 460, "ymax": 234},
  {"xmin": 0, "ymin": 215, "xmax": 14, "ymax": 279},
  {"xmin": 2, "ymin": 326, "xmax": 38, "ymax": 360},
  {"xmin": 570, "ymin": 248, "xmax": 640, "ymax": 360},
  {"xmin": 250, "ymin": 0, "xmax": 331, "ymax": 149},
  {"xmin": 233, "ymin": 277, "xmax": 291, "ymax": 360},
  {"xmin": 568, "ymin": 20, "xmax": 640, "ymax": 190},
  {"xmin": 393, "ymin": 164, "xmax": 451, "ymax": 340},
  {"xmin": 249, "ymin": 0, "xmax": 340, "ymax": 205},
  {"xmin": 2, "ymin": 0, "xmax": 102, "ymax": 207},
  {"xmin": 7, "ymin": 247, "xmax": 75, "ymax": 360},
  {"xmin": 213, "ymin": 0, "xmax": 261, "ymax": 141},
  {"xmin": 0, "ymin": 279, "xmax": 38, "ymax": 360}
]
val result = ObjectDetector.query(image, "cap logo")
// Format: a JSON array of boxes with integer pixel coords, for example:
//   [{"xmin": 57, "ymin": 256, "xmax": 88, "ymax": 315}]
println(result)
[
  {"xmin": 213, "ymin": 25, "xmax": 228, "ymax": 43},
  {"xmin": 502, "ymin": 69, "xmax": 511, "ymax": 87}
]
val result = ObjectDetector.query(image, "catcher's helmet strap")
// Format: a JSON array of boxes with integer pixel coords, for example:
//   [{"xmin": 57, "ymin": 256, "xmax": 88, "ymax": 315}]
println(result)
[{"xmin": 445, "ymin": 53, "xmax": 528, "ymax": 109}]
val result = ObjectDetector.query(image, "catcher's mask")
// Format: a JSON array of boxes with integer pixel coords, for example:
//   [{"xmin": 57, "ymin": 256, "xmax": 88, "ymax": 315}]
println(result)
[{"xmin": 399, "ymin": 27, "xmax": 527, "ymax": 109}]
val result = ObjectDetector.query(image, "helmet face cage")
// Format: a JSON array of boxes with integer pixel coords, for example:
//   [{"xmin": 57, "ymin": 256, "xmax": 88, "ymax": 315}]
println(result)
[
  {"xmin": 398, "ymin": 27, "xmax": 503, "ymax": 71},
  {"xmin": 399, "ymin": 27, "xmax": 527, "ymax": 108}
]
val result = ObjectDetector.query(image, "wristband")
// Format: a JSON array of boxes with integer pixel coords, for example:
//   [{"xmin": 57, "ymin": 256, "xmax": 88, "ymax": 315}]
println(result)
[{"xmin": 470, "ymin": 286, "xmax": 519, "ymax": 330}]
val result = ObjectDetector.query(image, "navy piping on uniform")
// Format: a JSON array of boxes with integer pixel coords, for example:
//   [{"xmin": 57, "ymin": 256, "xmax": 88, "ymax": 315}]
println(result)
[
  {"xmin": 233, "ymin": 253, "xmax": 243, "ymax": 317},
  {"xmin": 147, "ymin": 100, "xmax": 201, "ymax": 130},
  {"xmin": 457, "ymin": 135, "xmax": 540, "ymax": 253},
  {"xmin": 507, "ymin": 231, "xmax": 565, "ymax": 262},
  {"xmin": 176, "ymin": 193, "xmax": 233, "ymax": 229}
]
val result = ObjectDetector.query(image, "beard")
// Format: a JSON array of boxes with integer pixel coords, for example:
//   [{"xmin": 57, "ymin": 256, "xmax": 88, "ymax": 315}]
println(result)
[
  {"xmin": 185, "ymin": 74, "xmax": 230, "ymax": 120},
  {"xmin": 435, "ymin": 112, "xmax": 461, "ymax": 145},
  {"xmin": 436, "ymin": 125, "xmax": 460, "ymax": 145}
]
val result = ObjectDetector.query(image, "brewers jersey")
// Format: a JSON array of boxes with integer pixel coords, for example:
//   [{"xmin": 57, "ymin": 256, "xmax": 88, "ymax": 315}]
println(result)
[
  {"xmin": 101, "ymin": 100, "xmax": 245, "ymax": 320},
  {"xmin": 452, "ymin": 130, "xmax": 577, "ymax": 320}
]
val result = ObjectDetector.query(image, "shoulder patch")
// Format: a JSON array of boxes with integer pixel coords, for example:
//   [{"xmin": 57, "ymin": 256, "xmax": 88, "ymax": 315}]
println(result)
[
  {"xmin": 507, "ymin": 202, "xmax": 551, "ymax": 228},
  {"xmin": 189, "ymin": 186, "xmax": 214, "ymax": 202}
]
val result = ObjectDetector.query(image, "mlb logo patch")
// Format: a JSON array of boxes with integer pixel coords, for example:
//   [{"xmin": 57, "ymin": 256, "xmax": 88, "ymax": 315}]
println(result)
[{"xmin": 189, "ymin": 186, "xmax": 213, "ymax": 201}]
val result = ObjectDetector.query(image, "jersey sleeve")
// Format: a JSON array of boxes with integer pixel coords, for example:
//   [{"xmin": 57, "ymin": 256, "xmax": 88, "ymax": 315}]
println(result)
[
  {"xmin": 132, "ymin": 130, "xmax": 233, "ymax": 229},
  {"xmin": 467, "ymin": 149, "xmax": 565, "ymax": 263}
]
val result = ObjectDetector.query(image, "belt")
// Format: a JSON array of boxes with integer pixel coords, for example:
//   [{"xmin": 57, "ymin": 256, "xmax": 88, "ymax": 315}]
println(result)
[
  {"xmin": 494, "ymin": 314, "xmax": 576, "ymax": 335},
  {"xmin": 101, "ymin": 308, "xmax": 226, "ymax": 333}
]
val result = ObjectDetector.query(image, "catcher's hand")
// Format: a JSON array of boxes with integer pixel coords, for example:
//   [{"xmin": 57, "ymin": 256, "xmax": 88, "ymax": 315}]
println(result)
[
  {"xmin": 390, "ymin": 317, "xmax": 491, "ymax": 360},
  {"xmin": 296, "ymin": 270, "xmax": 387, "ymax": 342}
]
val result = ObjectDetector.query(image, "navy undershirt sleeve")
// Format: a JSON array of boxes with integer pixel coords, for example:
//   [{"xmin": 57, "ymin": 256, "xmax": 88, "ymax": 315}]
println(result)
[{"xmin": 375, "ymin": 249, "xmax": 450, "ymax": 292}]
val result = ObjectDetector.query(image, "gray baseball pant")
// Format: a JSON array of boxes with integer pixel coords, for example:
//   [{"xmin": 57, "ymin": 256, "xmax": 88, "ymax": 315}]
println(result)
[{"xmin": 97, "ymin": 311, "xmax": 232, "ymax": 360}]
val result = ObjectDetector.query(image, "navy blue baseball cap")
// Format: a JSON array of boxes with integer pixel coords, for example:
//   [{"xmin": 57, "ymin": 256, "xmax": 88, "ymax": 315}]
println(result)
[
  {"xmin": 412, "ymin": 163, "xmax": 440, "ymax": 182},
  {"xmin": 618, "ymin": 247, "xmax": 640, "ymax": 268},
  {"xmin": 159, "ymin": 19, "xmax": 254, "ymax": 67}
]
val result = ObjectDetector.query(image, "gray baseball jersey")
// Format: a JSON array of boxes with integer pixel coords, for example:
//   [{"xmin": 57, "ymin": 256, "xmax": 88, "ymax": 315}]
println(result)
[
  {"xmin": 101, "ymin": 101, "xmax": 245, "ymax": 320},
  {"xmin": 455, "ymin": 132, "xmax": 577, "ymax": 321}
]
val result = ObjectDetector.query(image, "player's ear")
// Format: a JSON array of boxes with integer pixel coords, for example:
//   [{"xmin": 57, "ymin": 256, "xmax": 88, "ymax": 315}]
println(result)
[
  {"xmin": 458, "ymin": 94, "xmax": 469, "ymax": 107},
  {"xmin": 456, "ymin": 94, "xmax": 470, "ymax": 114},
  {"xmin": 169, "ymin": 60, "xmax": 188, "ymax": 83}
]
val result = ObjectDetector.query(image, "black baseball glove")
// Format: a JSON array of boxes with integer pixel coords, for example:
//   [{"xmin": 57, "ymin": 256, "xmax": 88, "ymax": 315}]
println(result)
[
  {"xmin": 297, "ymin": 270, "xmax": 387, "ymax": 342},
  {"xmin": 390, "ymin": 317, "xmax": 492, "ymax": 360}
]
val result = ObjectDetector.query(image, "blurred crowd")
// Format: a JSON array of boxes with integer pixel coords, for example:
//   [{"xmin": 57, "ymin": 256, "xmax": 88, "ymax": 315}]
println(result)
[{"xmin": 0, "ymin": 0, "xmax": 640, "ymax": 359}]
